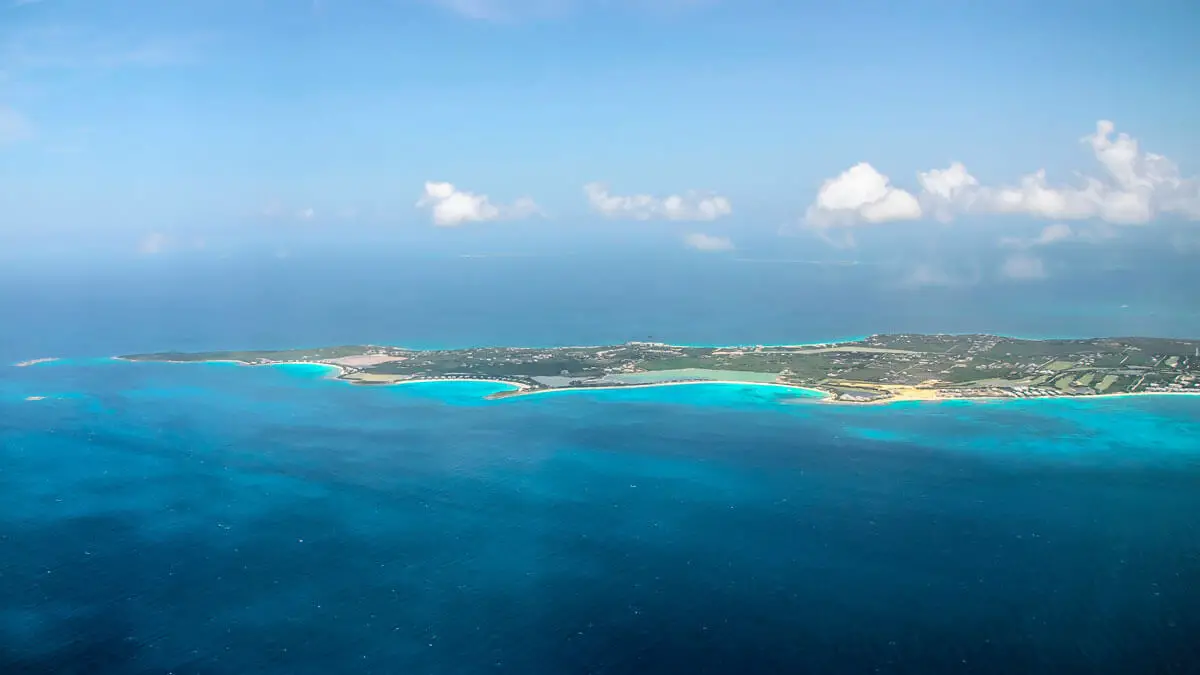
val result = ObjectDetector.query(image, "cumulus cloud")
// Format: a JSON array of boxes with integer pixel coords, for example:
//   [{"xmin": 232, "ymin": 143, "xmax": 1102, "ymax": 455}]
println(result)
[
  {"xmin": 805, "ymin": 163, "xmax": 922, "ymax": 228},
  {"xmin": 1000, "ymin": 254, "xmax": 1047, "ymax": 281},
  {"xmin": 1000, "ymin": 222, "xmax": 1073, "ymax": 248},
  {"xmin": 1031, "ymin": 222, "xmax": 1074, "ymax": 245},
  {"xmin": 916, "ymin": 162, "xmax": 979, "ymax": 222},
  {"xmin": 417, "ymin": 181, "xmax": 540, "ymax": 227},
  {"xmin": 584, "ymin": 183, "xmax": 732, "ymax": 222},
  {"xmin": 804, "ymin": 121, "xmax": 1200, "ymax": 229},
  {"xmin": 683, "ymin": 232, "xmax": 733, "ymax": 251}
]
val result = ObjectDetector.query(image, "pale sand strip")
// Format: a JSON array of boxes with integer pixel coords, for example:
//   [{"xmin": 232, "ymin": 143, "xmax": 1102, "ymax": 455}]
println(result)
[
  {"xmin": 494, "ymin": 379, "xmax": 825, "ymax": 399},
  {"xmin": 111, "ymin": 356, "xmax": 348, "ymax": 377},
  {"xmin": 388, "ymin": 378, "xmax": 533, "ymax": 391},
  {"xmin": 505, "ymin": 382, "xmax": 1200, "ymax": 405},
  {"xmin": 269, "ymin": 361, "xmax": 348, "ymax": 377},
  {"xmin": 14, "ymin": 357, "xmax": 59, "ymax": 367}
]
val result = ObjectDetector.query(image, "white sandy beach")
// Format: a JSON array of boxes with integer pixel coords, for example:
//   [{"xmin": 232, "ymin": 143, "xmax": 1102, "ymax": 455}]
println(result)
[
  {"xmin": 14, "ymin": 357, "xmax": 59, "ymax": 367},
  {"xmin": 111, "ymin": 356, "xmax": 349, "ymax": 377},
  {"xmin": 498, "ymin": 379, "xmax": 826, "ymax": 400}
]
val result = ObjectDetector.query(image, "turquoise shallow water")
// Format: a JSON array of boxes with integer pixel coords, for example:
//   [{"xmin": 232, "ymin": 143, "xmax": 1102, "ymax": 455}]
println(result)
[{"xmin": 2, "ymin": 360, "xmax": 1199, "ymax": 673}]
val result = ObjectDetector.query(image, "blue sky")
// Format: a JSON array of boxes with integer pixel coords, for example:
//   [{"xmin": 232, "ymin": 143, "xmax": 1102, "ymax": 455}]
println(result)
[{"xmin": 1, "ymin": 0, "xmax": 1199, "ymax": 269}]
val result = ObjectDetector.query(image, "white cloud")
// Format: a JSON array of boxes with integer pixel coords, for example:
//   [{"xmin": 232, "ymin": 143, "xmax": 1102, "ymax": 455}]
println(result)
[
  {"xmin": 917, "ymin": 162, "xmax": 979, "ymax": 222},
  {"xmin": 585, "ymin": 182, "xmax": 732, "ymax": 222},
  {"xmin": 0, "ymin": 106, "xmax": 32, "ymax": 144},
  {"xmin": 1000, "ymin": 222, "xmax": 1073, "ymax": 248},
  {"xmin": 1000, "ymin": 222, "xmax": 1119, "ymax": 248},
  {"xmin": 1000, "ymin": 254, "xmax": 1047, "ymax": 281},
  {"xmin": 683, "ymin": 232, "xmax": 733, "ymax": 251},
  {"xmin": 296, "ymin": 207, "xmax": 316, "ymax": 221},
  {"xmin": 805, "ymin": 121, "xmax": 1200, "ymax": 229},
  {"xmin": 417, "ymin": 181, "xmax": 540, "ymax": 227},
  {"xmin": 805, "ymin": 163, "xmax": 921, "ymax": 228},
  {"xmin": 1032, "ymin": 222, "xmax": 1074, "ymax": 245}
]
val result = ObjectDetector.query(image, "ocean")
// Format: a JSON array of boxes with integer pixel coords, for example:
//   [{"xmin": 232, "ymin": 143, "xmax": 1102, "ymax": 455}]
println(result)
[{"xmin": 2, "ymin": 252, "xmax": 1199, "ymax": 673}]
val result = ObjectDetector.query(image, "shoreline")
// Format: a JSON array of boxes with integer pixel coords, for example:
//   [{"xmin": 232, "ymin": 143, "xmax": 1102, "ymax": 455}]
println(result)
[
  {"xmin": 108, "ymin": 355, "xmax": 1200, "ymax": 406},
  {"xmin": 111, "ymin": 356, "xmax": 349, "ymax": 378},
  {"xmin": 366, "ymin": 378, "xmax": 1200, "ymax": 406},
  {"xmin": 383, "ymin": 377, "xmax": 533, "ymax": 391},
  {"xmin": 486, "ymin": 379, "xmax": 828, "ymax": 400},
  {"xmin": 13, "ymin": 357, "xmax": 60, "ymax": 368},
  {"xmin": 344, "ymin": 376, "xmax": 1200, "ymax": 406}
]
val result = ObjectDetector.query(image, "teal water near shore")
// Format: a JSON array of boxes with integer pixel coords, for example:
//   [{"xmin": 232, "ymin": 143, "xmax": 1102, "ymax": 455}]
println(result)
[
  {"xmin": 3, "ymin": 358, "xmax": 1199, "ymax": 673},
  {"xmin": 3, "ymin": 254, "xmax": 1200, "ymax": 672}
]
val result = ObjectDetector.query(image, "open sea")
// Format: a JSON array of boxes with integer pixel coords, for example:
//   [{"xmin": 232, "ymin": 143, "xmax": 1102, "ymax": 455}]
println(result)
[{"xmin": 2, "ymin": 252, "xmax": 1200, "ymax": 673}]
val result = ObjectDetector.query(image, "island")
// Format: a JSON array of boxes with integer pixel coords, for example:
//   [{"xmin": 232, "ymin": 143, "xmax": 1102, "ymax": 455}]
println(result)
[
  {"xmin": 114, "ymin": 334, "xmax": 1200, "ymax": 404},
  {"xmin": 14, "ymin": 357, "xmax": 59, "ymax": 368}
]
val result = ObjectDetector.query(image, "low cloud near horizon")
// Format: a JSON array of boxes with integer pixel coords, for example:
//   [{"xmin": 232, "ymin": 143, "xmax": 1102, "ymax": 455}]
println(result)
[
  {"xmin": 804, "ymin": 121, "xmax": 1200, "ymax": 231},
  {"xmin": 1000, "ymin": 254, "xmax": 1047, "ymax": 281},
  {"xmin": 683, "ymin": 232, "xmax": 734, "ymax": 251},
  {"xmin": 1000, "ymin": 222, "xmax": 1118, "ymax": 248},
  {"xmin": 135, "ymin": 232, "xmax": 207, "ymax": 255},
  {"xmin": 585, "ymin": 183, "xmax": 732, "ymax": 222},
  {"xmin": 417, "ymin": 181, "xmax": 541, "ymax": 227}
]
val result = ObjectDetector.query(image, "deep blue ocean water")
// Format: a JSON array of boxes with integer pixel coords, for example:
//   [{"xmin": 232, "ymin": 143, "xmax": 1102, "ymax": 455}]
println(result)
[{"xmin": 3, "ymin": 255, "xmax": 1200, "ymax": 673}]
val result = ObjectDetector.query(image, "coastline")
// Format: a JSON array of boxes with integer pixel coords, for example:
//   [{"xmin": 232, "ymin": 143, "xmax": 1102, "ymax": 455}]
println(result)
[
  {"xmin": 13, "ymin": 357, "xmax": 60, "ymax": 368},
  {"xmin": 486, "ymin": 379, "xmax": 827, "ymax": 400},
  {"xmin": 385, "ymin": 377, "xmax": 533, "ymax": 391},
  {"xmin": 106, "ymin": 343, "xmax": 1200, "ymax": 406},
  {"xmin": 337, "ymin": 376, "xmax": 1200, "ymax": 405},
  {"xmin": 110, "ymin": 356, "xmax": 348, "ymax": 378}
]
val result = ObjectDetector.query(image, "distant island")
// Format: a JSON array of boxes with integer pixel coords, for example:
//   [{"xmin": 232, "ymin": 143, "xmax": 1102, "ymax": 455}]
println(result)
[
  {"xmin": 114, "ymin": 335, "xmax": 1200, "ymax": 404},
  {"xmin": 14, "ymin": 357, "xmax": 59, "ymax": 368}
]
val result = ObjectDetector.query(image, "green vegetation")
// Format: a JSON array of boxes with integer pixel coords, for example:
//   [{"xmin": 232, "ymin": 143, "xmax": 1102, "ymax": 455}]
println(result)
[{"xmin": 118, "ymin": 334, "xmax": 1200, "ymax": 403}]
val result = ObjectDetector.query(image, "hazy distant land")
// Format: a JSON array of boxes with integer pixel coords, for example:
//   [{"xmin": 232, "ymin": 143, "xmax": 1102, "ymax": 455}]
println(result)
[{"xmin": 114, "ymin": 335, "xmax": 1200, "ymax": 404}]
